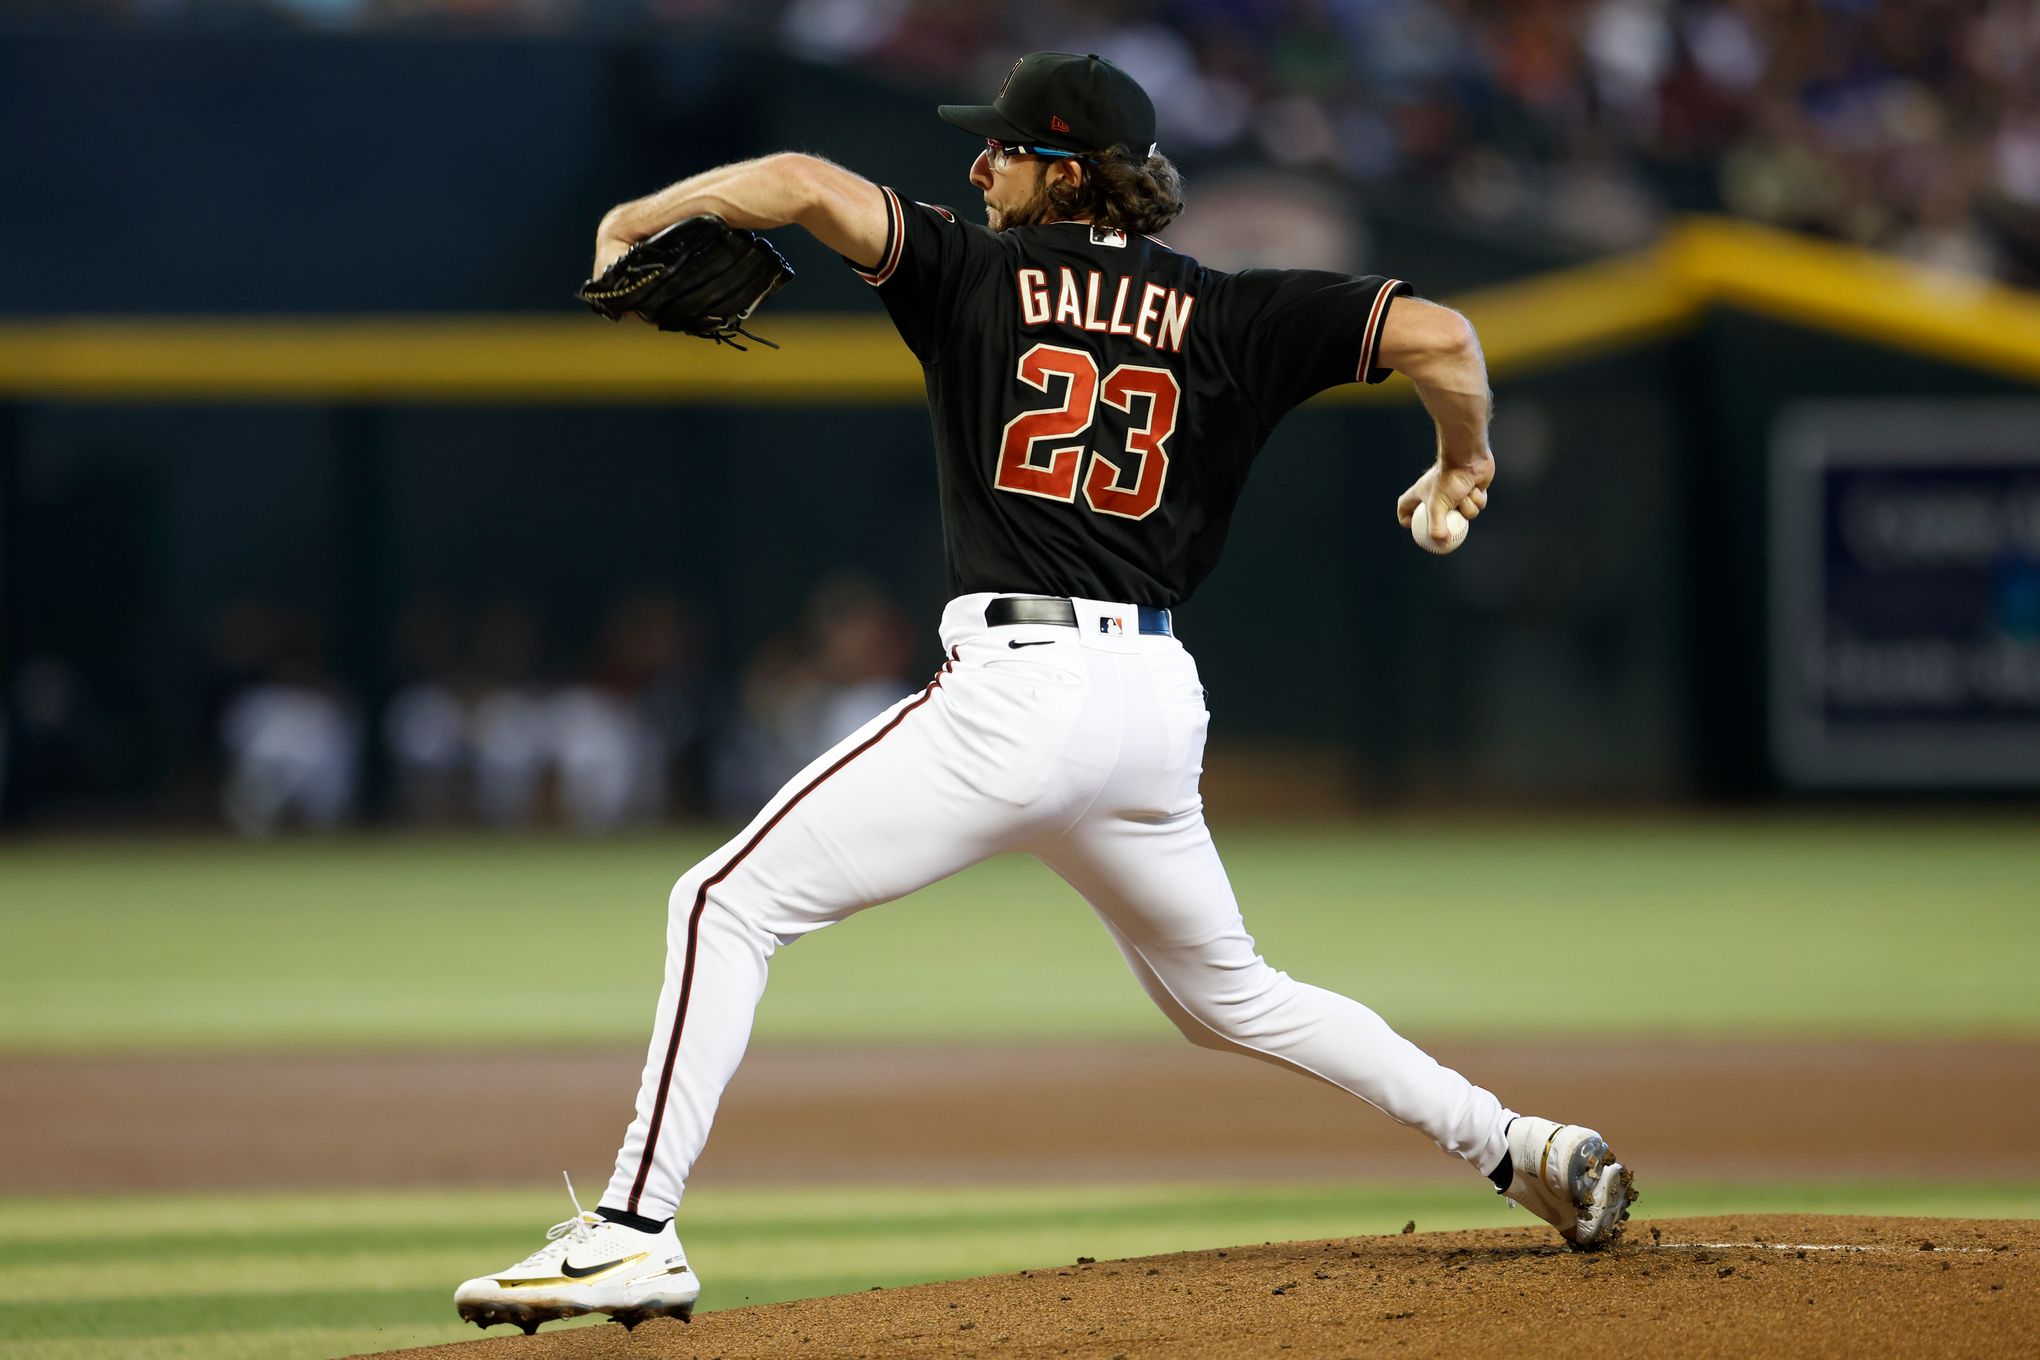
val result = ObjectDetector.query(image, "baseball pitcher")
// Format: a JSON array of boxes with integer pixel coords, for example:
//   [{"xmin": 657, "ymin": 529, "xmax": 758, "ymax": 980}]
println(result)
[{"xmin": 457, "ymin": 51, "xmax": 1635, "ymax": 1335}]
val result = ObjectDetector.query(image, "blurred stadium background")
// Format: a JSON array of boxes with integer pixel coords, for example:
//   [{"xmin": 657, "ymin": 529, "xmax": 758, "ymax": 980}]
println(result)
[
  {"xmin": 2, "ymin": 3, "xmax": 2038, "ymax": 1358},
  {"xmin": 4, "ymin": 0, "xmax": 2039, "ymax": 822}
]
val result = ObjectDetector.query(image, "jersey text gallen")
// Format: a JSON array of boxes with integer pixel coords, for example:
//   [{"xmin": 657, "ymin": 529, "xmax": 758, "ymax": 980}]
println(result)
[{"xmin": 1016, "ymin": 267, "xmax": 1195, "ymax": 353}]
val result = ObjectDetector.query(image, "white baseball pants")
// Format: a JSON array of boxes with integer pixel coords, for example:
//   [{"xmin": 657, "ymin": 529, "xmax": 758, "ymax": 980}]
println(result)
[{"xmin": 604, "ymin": 594, "xmax": 1512, "ymax": 1219}]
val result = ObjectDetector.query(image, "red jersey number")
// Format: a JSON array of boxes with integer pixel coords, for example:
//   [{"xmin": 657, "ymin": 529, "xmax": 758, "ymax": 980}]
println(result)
[
  {"xmin": 995, "ymin": 345, "xmax": 1097, "ymax": 501},
  {"xmin": 995, "ymin": 345, "xmax": 1180, "ymax": 521},
  {"xmin": 1085, "ymin": 364, "xmax": 1178, "ymax": 521}
]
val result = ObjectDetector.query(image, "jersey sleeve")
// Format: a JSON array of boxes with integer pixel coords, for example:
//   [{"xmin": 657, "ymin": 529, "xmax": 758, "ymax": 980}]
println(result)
[
  {"xmin": 842, "ymin": 185, "xmax": 1002, "ymax": 363},
  {"xmin": 1211, "ymin": 269, "xmax": 1412, "ymax": 422}
]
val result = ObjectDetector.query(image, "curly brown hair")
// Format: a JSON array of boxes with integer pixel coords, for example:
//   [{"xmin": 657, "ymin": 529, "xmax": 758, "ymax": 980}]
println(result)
[{"xmin": 1043, "ymin": 147, "xmax": 1185, "ymax": 236}]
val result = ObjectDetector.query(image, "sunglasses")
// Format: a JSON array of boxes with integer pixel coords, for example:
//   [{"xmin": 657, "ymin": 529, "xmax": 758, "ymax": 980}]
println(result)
[{"xmin": 984, "ymin": 138, "xmax": 1091, "ymax": 167}]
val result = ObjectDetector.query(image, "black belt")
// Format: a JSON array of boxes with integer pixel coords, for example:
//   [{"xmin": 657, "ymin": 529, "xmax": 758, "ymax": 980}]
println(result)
[{"xmin": 985, "ymin": 596, "xmax": 1172, "ymax": 636}]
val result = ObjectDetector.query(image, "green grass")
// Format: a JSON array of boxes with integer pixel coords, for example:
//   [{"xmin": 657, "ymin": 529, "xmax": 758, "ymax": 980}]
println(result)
[
  {"xmin": 4, "ymin": 820, "xmax": 2030, "ymax": 1358},
  {"xmin": 2, "ymin": 817, "xmax": 2038, "ymax": 1051},
  {"xmin": 2, "ymin": 1180, "xmax": 2036, "ymax": 1360}
]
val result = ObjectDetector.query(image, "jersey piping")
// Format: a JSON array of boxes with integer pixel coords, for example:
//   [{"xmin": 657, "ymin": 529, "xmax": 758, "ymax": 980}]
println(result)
[
  {"xmin": 850, "ymin": 186, "xmax": 907, "ymax": 287},
  {"xmin": 1357, "ymin": 278, "xmax": 1403, "ymax": 382}
]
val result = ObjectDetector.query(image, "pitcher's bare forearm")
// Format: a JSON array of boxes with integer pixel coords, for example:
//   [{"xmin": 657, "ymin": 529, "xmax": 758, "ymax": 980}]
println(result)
[
  {"xmin": 1380, "ymin": 297, "xmax": 1493, "ymax": 534},
  {"xmin": 1412, "ymin": 353, "xmax": 1491, "ymax": 471},
  {"xmin": 1377, "ymin": 297, "xmax": 1493, "ymax": 469},
  {"xmin": 594, "ymin": 153, "xmax": 890, "ymax": 275}
]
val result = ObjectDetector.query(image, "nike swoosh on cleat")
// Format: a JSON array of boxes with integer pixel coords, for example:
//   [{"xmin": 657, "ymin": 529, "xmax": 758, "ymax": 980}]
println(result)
[
  {"xmin": 1007, "ymin": 639, "xmax": 1055, "ymax": 648},
  {"xmin": 560, "ymin": 1251, "xmax": 650, "ymax": 1280}
]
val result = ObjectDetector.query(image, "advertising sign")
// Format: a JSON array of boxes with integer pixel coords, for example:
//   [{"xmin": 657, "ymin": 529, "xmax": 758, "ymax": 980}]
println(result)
[{"xmin": 1770, "ymin": 402, "xmax": 2040, "ymax": 787}]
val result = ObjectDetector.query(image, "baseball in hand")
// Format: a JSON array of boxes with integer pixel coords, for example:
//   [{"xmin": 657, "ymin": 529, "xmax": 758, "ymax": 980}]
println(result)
[{"xmin": 1410, "ymin": 502, "xmax": 1470, "ymax": 555}]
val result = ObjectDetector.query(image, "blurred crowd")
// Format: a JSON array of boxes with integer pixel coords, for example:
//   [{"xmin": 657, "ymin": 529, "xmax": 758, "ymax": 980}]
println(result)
[
  {"xmin": 21, "ymin": 0, "xmax": 2040, "ymax": 285},
  {"xmin": 4, "ymin": 581, "xmax": 919, "ymax": 835}
]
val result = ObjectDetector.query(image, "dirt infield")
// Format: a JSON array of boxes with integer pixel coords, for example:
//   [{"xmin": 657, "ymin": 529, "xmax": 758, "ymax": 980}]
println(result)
[
  {"xmin": 371, "ymin": 1215, "xmax": 2035, "ymax": 1359},
  {"xmin": 9, "ymin": 1039, "xmax": 2039, "ymax": 1194},
  {"xmin": 12, "ymin": 1042, "xmax": 2034, "ymax": 1356}
]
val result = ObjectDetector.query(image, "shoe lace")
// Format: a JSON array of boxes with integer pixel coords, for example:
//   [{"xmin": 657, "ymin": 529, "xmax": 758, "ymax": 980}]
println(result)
[{"xmin": 511, "ymin": 1172, "xmax": 600, "ymax": 1269}]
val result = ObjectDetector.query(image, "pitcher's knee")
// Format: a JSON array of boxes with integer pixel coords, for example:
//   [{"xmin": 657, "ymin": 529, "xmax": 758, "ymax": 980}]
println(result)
[
  {"xmin": 672, "ymin": 867, "xmax": 788, "ymax": 952},
  {"xmin": 668, "ymin": 871, "xmax": 702, "ymax": 921},
  {"xmin": 667, "ymin": 868, "xmax": 742, "ymax": 932}
]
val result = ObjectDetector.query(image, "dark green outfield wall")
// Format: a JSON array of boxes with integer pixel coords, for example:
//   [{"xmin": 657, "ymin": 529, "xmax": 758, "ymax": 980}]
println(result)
[{"xmin": 0, "ymin": 340, "xmax": 1695, "ymax": 818}]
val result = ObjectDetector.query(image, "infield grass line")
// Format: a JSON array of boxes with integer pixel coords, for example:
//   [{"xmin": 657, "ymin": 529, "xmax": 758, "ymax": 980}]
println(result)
[{"xmin": 7, "ymin": 1180, "xmax": 2040, "ymax": 1275}]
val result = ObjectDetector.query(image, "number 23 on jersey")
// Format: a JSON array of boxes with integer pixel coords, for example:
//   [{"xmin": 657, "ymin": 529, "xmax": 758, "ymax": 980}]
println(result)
[{"xmin": 995, "ymin": 343, "xmax": 1182, "ymax": 521}]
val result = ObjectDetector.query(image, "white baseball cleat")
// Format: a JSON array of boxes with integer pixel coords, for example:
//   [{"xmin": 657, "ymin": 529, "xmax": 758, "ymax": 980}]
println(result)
[
  {"xmin": 1498, "ymin": 1116, "xmax": 1637, "ymax": 1250},
  {"xmin": 454, "ymin": 1180, "xmax": 700, "ymax": 1334}
]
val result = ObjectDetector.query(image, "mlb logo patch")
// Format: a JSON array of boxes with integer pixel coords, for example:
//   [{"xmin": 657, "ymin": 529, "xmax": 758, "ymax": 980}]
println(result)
[
  {"xmin": 1090, "ymin": 226, "xmax": 1128, "ymax": 248},
  {"xmin": 1100, "ymin": 615, "xmax": 1125, "ymax": 635}
]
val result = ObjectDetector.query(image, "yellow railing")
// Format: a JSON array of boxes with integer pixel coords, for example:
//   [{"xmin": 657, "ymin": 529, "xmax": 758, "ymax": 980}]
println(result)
[{"xmin": 0, "ymin": 218, "xmax": 2034, "ymax": 403}]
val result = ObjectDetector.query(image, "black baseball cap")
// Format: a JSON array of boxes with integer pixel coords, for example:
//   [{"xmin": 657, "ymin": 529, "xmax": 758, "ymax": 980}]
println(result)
[{"xmin": 938, "ymin": 52, "xmax": 1157, "ymax": 158}]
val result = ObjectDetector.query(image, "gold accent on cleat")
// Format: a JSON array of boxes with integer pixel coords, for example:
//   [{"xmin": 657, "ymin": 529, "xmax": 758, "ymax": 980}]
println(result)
[{"xmin": 494, "ymin": 1250, "xmax": 651, "ymax": 1288}]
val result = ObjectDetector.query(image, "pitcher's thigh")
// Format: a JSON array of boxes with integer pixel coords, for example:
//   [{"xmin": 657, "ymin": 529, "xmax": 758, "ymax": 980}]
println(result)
[{"xmin": 686, "ymin": 685, "xmax": 1028, "ymax": 940}]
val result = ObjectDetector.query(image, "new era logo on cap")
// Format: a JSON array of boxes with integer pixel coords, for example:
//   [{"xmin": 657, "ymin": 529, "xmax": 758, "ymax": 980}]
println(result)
[{"xmin": 1050, "ymin": 115, "xmax": 1070, "ymax": 133}]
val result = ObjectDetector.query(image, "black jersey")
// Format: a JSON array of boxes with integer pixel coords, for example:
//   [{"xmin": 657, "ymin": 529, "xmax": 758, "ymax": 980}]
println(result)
[{"xmin": 849, "ymin": 185, "xmax": 1411, "ymax": 608}]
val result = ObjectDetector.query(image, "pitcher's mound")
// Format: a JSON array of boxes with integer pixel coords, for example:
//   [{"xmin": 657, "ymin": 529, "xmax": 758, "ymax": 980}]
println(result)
[{"xmin": 373, "ymin": 1215, "xmax": 2034, "ymax": 1359}]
